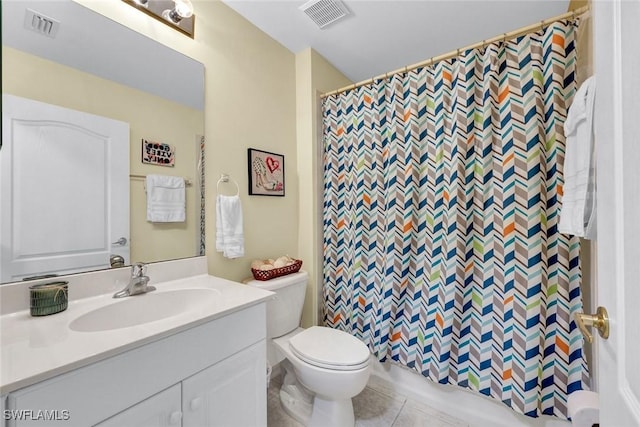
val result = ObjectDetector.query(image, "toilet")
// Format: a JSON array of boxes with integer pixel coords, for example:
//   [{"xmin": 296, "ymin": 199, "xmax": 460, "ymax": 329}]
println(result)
[{"xmin": 245, "ymin": 271, "xmax": 371, "ymax": 427}]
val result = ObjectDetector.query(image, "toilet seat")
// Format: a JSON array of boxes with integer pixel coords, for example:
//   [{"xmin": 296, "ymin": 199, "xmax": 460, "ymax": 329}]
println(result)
[{"xmin": 288, "ymin": 326, "xmax": 370, "ymax": 371}]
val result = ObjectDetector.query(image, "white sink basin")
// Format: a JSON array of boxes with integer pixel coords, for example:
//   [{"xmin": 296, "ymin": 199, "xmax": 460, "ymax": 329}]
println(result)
[{"xmin": 69, "ymin": 289, "xmax": 220, "ymax": 332}]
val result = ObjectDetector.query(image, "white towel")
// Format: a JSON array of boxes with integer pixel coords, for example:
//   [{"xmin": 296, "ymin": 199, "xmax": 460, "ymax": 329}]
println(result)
[
  {"xmin": 146, "ymin": 175, "xmax": 186, "ymax": 222},
  {"xmin": 216, "ymin": 195, "xmax": 244, "ymax": 259},
  {"xmin": 559, "ymin": 76, "xmax": 596, "ymax": 239}
]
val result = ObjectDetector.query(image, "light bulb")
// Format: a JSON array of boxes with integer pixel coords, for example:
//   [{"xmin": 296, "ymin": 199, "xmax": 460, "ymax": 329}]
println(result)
[
  {"xmin": 162, "ymin": 0, "xmax": 193, "ymax": 24},
  {"xmin": 173, "ymin": 0, "xmax": 193, "ymax": 18}
]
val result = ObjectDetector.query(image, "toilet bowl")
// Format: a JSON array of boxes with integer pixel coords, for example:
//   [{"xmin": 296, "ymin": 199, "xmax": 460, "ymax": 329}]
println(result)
[
  {"xmin": 244, "ymin": 271, "xmax": 371, "ymax": 426},
  {"xmin": 274, "ymin": 327, "xmax": 371, "ymax": 426}
]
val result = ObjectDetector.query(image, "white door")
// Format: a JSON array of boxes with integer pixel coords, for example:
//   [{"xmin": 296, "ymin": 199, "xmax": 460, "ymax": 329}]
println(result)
[
  {"xmin": 1, "ymin": 95, "xmax": 129, "ymax": 282},
  {"xmin": 593, "ymin": 0, "xmax": 640, "ymax": 425},
  {"xmin": 182, "ymin": 342, "xmax": 267, "ymax": 427}
]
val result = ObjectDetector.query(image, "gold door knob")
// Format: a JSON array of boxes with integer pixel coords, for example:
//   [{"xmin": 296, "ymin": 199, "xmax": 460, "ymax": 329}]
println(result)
[{"xmin": 574, "ymin": 306, "xmax": 609, "ymax": 343}]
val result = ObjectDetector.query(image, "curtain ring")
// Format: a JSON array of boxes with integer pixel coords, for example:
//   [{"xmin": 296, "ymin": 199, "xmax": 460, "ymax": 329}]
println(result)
[{"xmin": 503, "ymin": 33, "xmax": 508, "ymax": 43}]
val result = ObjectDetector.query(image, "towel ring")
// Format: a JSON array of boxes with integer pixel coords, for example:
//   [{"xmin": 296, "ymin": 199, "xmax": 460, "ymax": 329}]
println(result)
[{"xmin": 216, "ymin": 174, "xmax": 239, "ymax": 196}]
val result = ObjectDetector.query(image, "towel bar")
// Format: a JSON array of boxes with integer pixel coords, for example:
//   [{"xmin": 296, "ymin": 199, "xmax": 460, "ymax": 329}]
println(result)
[{"xmin": 130, "ymin": 174, "xmax": 192, "ymax": 186}]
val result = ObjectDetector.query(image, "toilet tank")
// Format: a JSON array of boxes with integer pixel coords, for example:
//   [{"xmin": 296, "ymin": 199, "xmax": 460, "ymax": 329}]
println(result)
[{"xmin": 244, "ymin": 270, "xmax": 308, "ymax": 339}]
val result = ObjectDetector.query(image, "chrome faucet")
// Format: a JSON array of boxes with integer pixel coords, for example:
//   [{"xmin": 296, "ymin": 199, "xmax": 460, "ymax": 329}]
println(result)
[{"xmin": 113, "ymin": 262, "xmax": 156, "ymax": 298}]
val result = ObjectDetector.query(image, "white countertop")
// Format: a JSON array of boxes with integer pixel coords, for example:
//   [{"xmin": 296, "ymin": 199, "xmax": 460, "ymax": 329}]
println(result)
[{"xmin": 0, "ymin": 274, "xmax": 273, "ymax": 395}]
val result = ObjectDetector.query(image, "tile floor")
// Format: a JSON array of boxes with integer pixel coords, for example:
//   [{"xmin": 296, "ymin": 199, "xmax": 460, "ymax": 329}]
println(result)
[{"xmin": 267, "ymin": 371, "xmax": 468, "ymax": 427}]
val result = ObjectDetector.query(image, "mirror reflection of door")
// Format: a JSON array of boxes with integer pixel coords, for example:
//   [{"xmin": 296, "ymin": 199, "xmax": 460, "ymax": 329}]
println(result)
[
  {"xmin": 0, "ymin": 94, "xmax": 129, "ymax": 282},
  {"xmin": 1, "ymin": 0, "xmax": 205, "ymax": 284}
]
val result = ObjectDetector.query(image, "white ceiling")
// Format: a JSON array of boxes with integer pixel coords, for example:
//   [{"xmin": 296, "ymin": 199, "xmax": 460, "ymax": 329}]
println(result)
[{"xmin": 221, "ymin": 0, "xmax": 571, "ymax": 82}]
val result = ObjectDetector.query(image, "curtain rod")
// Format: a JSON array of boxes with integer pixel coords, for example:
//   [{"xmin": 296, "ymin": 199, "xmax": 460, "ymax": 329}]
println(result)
[{"xmin": 321, "ymin": 4, "xmax": 590, "ymax": 99}]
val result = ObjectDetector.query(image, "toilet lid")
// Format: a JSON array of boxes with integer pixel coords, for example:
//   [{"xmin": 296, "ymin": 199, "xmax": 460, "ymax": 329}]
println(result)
[{"xmin": 288, "ymin": 326, "xmax": 370, "ymax": 371}]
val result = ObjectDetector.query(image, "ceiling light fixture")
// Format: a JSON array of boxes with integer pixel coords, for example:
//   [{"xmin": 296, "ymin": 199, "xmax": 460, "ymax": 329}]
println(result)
[
  {"xmin": 122, "ymin": 0, "xmax": 195, "ymax": 38},
  {"xmin": 162, "ymin": 0, "xmax": 193, "ymax": 24}
]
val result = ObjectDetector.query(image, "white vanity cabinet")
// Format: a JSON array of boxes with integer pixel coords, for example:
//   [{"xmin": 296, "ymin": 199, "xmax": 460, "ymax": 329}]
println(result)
[
  {"xmin": 96, "ymin": 342, "xmax": 265, "ymax": 427},
  {"xmin": 181, "ymin": 342, "xmax": 265, "ymax": 426},
  {"xmin": 95, "ymin": 384, "xmax": 182, "ymax": 427},
  {"xmin": 4, "ymin": 303, "xmax": 267, "ymax": 427}
]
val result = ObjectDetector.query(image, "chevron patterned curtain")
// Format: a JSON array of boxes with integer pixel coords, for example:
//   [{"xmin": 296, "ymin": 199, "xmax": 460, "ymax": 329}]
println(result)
[{"xmin": 322, "ymin": 20, "xmax": 588, "ymax": 418}]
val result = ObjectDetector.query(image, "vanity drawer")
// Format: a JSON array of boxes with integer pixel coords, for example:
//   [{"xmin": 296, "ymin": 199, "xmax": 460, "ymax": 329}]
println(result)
[{"xmin": 6, "ymin": 303, "xmax": 266, "ymax": 427}]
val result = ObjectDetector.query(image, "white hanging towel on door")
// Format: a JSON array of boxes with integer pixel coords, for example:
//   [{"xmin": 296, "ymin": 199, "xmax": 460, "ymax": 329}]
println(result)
[
  {"xmin": 559, "ymin": 76, "xmax": 596, "ymax": 239},
  {"xmin": 146, "ymin": 174, "xmax": 186, "ymax": 222}
]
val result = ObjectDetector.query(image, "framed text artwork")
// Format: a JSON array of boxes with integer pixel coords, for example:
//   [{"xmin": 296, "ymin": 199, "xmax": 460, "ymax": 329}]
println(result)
[
  {"xmin": 142, "ymin": 139, "xmax": 175, "ymax": 167},
  {"xmin": 248, "ymin": 148, "xmax": 284, "ymax": 196}
]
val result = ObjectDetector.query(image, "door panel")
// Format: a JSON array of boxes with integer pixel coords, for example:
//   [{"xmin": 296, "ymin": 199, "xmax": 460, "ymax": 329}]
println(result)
[
  {"xmin": 593, "ymin": 0, "xmax": 640, "ymax": 425},
  {"xmin": 182, "ymin": 342, "xmax": 267, "ymax": 427},
  {"xmin": 94, "ymin": 384, "xmax": 182, "ymax": 427},
  {"xmin": 1, "ymin": 95, "xmax": 129, "ymax": 282}
]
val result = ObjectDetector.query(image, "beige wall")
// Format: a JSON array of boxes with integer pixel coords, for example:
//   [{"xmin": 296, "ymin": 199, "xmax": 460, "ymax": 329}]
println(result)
[
  {"xmin": 73, "ymin": 0, "xmax": 299, "ymax": 282},
  {"xmin": 295, "ymin": 49, "xmax": 352, "ymax": 327},
  {"xmin": 2, "ymin": 47, "xmax": 203, "ymax": 265}
]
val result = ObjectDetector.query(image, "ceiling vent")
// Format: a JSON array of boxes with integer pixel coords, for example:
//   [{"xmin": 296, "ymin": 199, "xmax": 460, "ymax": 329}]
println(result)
[
  {"xmin": 24, "ymin": 8, "xmax": 60, "ymax": 38},
  {"xmin": 299, "ymin": 0, "xmax": 350, "ymax": 29}
]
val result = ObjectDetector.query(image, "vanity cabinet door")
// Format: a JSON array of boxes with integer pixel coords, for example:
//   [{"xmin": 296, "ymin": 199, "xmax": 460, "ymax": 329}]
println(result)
[
  {"xmin": 182, "ymin": 341, "xmax": 266, "ymax": 427},
  {"xmin": 94, "ymin": 384, "xmax": 182, "ymax": 427}
]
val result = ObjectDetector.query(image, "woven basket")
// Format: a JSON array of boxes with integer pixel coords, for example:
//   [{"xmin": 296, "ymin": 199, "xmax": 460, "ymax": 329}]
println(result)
[
  {"xmin": 251, "ymin": 259, "xmax": 303, "ymax": 281},
  {"xmin": 29, "ymin": 281, "xmax": 68, "ymax": 316}
]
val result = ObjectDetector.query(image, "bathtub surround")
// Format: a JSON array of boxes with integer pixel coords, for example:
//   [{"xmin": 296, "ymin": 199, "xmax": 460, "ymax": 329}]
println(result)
[{"xmin": 322, "ymin": 18, "xmax": 587, "ymax": 419}]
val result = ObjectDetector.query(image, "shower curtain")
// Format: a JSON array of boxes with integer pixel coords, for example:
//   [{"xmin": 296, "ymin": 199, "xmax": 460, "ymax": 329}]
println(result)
[{"xmin": 322, "ymin": 19, "xmax": 588, "ymax": 419}]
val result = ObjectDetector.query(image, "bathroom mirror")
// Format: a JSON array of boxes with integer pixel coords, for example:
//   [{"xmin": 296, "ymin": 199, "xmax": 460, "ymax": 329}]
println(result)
[{"xmin": 1, "ymin": 0, "xmax": 205, "ymax": 284}]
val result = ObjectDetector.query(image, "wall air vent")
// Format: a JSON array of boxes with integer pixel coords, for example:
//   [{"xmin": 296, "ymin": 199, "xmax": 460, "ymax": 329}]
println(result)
[
  {"xmin": 299, "ymin": 0, "xmax": 350, "ymax": 29},
  {"xmin": 24, "ymin": 9, "xmax": 60, "ymax": 38}
]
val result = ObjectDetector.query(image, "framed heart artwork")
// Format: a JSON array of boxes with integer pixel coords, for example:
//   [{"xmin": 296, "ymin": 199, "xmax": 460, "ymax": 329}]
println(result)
[{"xmin": 247, "ymin": 148, "xmax": 285, "ymax": 196}]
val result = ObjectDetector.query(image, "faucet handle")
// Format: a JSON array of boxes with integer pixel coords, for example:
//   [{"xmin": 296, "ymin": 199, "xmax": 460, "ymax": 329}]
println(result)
[{"xmin": 131, "ymin": 262, "xmax": 147, "ymax": 277}]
